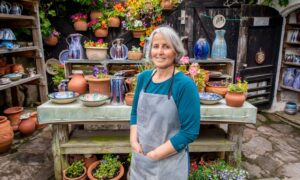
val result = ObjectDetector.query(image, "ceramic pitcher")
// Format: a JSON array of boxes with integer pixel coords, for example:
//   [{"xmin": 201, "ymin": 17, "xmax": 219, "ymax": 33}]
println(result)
[
  {"xmin": 211, "ymin": 29, "xmax": 227, "ymax": 59},
  {"xmin": 292, "ymin": 69, "xmax": 300, "ymax": 89},
  {"xmin": 11, "ymin": 3, "xmax": 23, "ymax": 15},
  {"xmin": 110, "ymin": 38, "xmax": 128, "ymax": 60},
  {"xmin": 0, "ymin": 1, "xmax": 11, "ymax": 14},
  {"xmin": 66, "ymin": 33, "xmax": 84, "ymax": 59},
  {"xmin": 110, "ymin": 76, "xmax": 125, "ymax": 105}
]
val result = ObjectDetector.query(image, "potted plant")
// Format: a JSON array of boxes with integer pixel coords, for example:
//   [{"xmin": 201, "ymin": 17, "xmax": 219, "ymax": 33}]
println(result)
[
  {"xmin": 72, "ymin": 0, "xmax": 105, "ymax": 19},
  {"xmin": 71, "ymin": 13, "xmax": 88, "ymax": 31},
  {"xmin": 84, "ymin": 39, "xmax": 108, "ymax": 60},
  {"xmin": 127, "ymin": 46, "xmax": 143, "ymax": 60},
  {"xmin": 86, "ymin": 65, "xmax": 111, "ymax": 97},
  {"xmin": 44, "ymin": 29, "xmax": 60, "ymax": 46},
  {"xmin": 160, "ymin": 0, "xmax": 180, "ymax": 10},
  {"xmin": 63, "ymin": 160, "xmax": 87, "ymax": 180},
  {"xmin": 88, "ymin": 16, "xmax": 109, "ymax": 37},
  {"xmin": 107, "ymin": 3, "xmax": 125, "ymax": 28},
  {"xmin": 188, "ymin": 63, "xmax": 209, "ymax": 92},
  {"xmin": 87, "ymin": 154, "xmax": 124, "ymax": 180},
  {"xmin": 51, "ymin": 64, "xmax": 66, "ymax": 90},
  {"xmin": 177, "ymin": 56, "xmax": 190, "ymax": 76},
  {"xmin": 225, "ymin": 76, "xmax": 248, "ymax": 107}
]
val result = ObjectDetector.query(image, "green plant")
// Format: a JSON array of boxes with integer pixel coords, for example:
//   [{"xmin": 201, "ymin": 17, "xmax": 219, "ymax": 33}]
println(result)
[
  {"xmin": 130, "ymin": 46, "xmax": 141, "ymax": 52},
  {"xmin": 72, "ymin": 0, "xmax": 104, "ymax": 11},
  {"xmin": 65, "ymin": 160, "xmax": 85, "ymax": 178},
  {"xmin": 228, "ymin": 76, "xmax": 248, "ymax": 93},
  {"xmin": 88, "ymin": 15, "xmax": 109, "ymax": 31},
  {"xmin": 52, "ymin": 64, "xmax": 65, "ymax": 85},
  {"xmin": 93, "ymin": 154, "xmax": 121, "ymax": 179},
  {"xmin": 188, "ymin": 63, "xmax": 207, "ymax": 91},
  {"xmin": 39, "ymin": 2, "xmax": 57, "ymax": 37}
]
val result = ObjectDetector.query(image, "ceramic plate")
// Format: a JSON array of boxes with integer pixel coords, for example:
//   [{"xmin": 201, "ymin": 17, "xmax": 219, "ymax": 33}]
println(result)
[
  {"xmin": 59, "ymin": 49, "xmax": 69, "ymax": 64},
  {"xmin": 45, "ymin": 58, "xmax": 60, "ymax": 75},
  {"xmin": 199, "ymin": 92, "xmax": 223, "ymax": 105}
]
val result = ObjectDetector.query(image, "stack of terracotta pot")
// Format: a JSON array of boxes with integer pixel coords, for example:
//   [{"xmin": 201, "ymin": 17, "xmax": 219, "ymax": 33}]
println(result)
[{"xmin": 4, "ymin": 106, "xmax": 24, "ymax": 131}]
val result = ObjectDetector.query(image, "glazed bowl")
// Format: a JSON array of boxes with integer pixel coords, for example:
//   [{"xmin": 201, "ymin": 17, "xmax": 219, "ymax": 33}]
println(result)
[
  {"xmin": 3, "ymin": 73, "xmax": 22, "ymax": 81},
  {"xmin": 79, "ymin": 93, "xmax": 109, "ymax": 107},
  {"xmin": 284, "ymin": 101, "xmax": 298, "ymax": 115},
  {"xmin": 48, "ymin": 91, "xmax": 79, "ymax": 104},
  {"xmin": 199, "ymin": 92, "xmax": 223, "ymax": 105}
]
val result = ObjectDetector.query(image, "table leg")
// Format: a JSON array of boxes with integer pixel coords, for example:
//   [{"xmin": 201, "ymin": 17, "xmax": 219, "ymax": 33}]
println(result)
[
  {"xmin": 52, "ymin": 124, "xmax": 69, "ymax": 180},
  {"xmin": 227, "ymin": 124, "xmax": 244, "ymax": 165}
]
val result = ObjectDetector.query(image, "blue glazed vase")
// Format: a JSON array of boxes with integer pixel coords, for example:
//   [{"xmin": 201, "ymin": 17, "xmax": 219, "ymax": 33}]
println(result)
[
  {"xmin": 283, "ymin": 68, "xmax": 295, "ymax": 87},
  {"xmin": 292, "ymin": 69, "xmax": 300, "ymax": 89},
  {"xmin": 194, "ymin": 38, "xmax": 210, "ymax": 60},
  {"xmin": 211, "ymin": 30, "xmax": 227, "ymax": 59}
]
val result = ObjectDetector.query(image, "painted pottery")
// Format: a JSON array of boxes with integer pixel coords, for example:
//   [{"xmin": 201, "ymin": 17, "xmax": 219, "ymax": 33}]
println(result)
[
  {"xmin": 11, "ymin": 3, "xmax": 22, "ymax": 15},
  {"xmin": 283, "ymin": 68, "xmax": 295, "ymax": 87},
  {"xmin": 68, "ymin": 71, "xmax": 87, "ymax": 94},
  {"xmin": 58, "ymin": 79, "xmax": 69, "ymax": 92},
  {"xmin": 73, "ymin": 20, "xmax": 88, "ymax": 31},
  {"xmin": 79, "ymin": 93, "xmax": 109, "ymax": 107},
  {"xmin": 19, "ymin": 116, "xmax": 36, "ymax": 136},
  {"xmin": 63, "ymin": 166, "xmax": 87, "ymax": 180},
  {"xmin": 194, "ymin": 38, "xmax": 210, "ymax": 60},
  {"xmin": 66, "ymin": 33, "xmax": 84, "ymax": 59},
  {"xmin": 199, "ymin": 92, "xmax": 223, "ymax": 105},
  {"xmin": 0, "ymin": 116, "xmax": 13, "ymax": 153},
  {"xmin": 0, "ymin": 1, "xmax": 11, "ymax": 14},
  {"xmin": 110, "ymin": 38, "xmax": 128, "ymax": 60},
  {"xmin": 48, "ymin": 91, "xmax": 80, "ymax": 104},
  {"xmin": 87, "ymin": 161, "xmax": 124, "ymax": 180},
  {"xmin": 292, "ymin": 69, "xmax": 300, "ymax": 89},
  {"xmin": 225, "ymin": 92, "xmax": 246, "ymax": 107},
  {"xmin": 211, "ymin": 29, "xmax": 227, "ymax": 59},
  {"xmin": 4, "ymin": 106, "xmax": 23, "ymax": 131}
]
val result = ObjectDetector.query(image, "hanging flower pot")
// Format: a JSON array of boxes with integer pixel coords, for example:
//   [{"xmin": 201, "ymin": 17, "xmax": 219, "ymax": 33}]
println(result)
[
  {"xmin": 94, "ymin": 28, "xmax": 108, "ymax": 38},
  {"xmin": 74, "ymin": 20, "xmax": 88, "ymax": 31},
  {"xmin": 0, "ymin": 116, "xmax": 14, "ymax": 153},
  {"xmin": 225, "ymin": 92, "xmax": 246, "ymax": 107},
  {"xmin": 45, "ymin": 35, "xmax": 59, "ymax": 46},
  {"xmin": 90, "ymin": 10, "xmax": 103, "ymax": 20},
  {"xmin": 4, "ymin": 106, "xmax": 23, "ymax": 131},
  {"xmin": 160, "ymin": 0, "xmax": 173, "ymax": 10},
  {"xmin": 108, "ymin": 17, "xmax": 121, "ymax": 27},
  {"xmin": 132, "ymin": 30, "xmax": 145, "ymax": 38}
]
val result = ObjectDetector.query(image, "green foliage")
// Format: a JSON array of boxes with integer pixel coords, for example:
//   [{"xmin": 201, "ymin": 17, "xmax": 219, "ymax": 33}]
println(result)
[
  {"xmin": 39, "ymin": 2, "xmax": 57, "ymax": 37},
  {"xmin": 65, "ymin": 160, "xmax": 85, "ymax": 178},
  {"xmin": 51, "ymin": 64, "xmax": 65, "ymax": 85},
  {"xmin": 72, "ymin": 0, "xmax": 104, "ymax": 11},
  {"xmin": 93, "ymin": 154, "xmax": 121, "ymax": 179},
  {"xmin": 228, "ymin": 77, "xmax": 248, "ymax": 93},
  {"xmin": 130, "ymin": 46, "xmax": 141, "ymax": 52}
]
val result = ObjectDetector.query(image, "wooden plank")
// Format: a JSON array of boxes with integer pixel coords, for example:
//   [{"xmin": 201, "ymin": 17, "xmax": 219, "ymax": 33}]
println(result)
[
  {"xmin": 0, "ymin": 74, "xmax": 41, "ymax": 91},
  {"xmin": 0, "ymin": 14, "xmax": 35, "ymax": 20},
  {"xmin": 275, "ymin": 111, "xmax": 300, "ymax": 125},
  {"xmin": 0, "ymin": 46, "xmax": 39, "ymax": 55},
  {"xmin": 227, "ymin": 124, "xmax": 244, "ymax": 165},
  {"xmin": 282, "ymin": 62, "xmax": 300, "ymax": 67},
  {"xmin": 280, "ymin": 84, "xmax": 300, "ymax": 93}
]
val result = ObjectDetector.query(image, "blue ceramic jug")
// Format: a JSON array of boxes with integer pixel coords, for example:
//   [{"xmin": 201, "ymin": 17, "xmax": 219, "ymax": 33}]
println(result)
[
  {"xmin": 292, "ymin": 69, "xmax": 300, "ymax": 89},
  {"xmin": 211, "ymin": 30, "xmax": 227, "ymax": 59},
  {"xmin": 66, "ymin": 33, "xmax": 84, "ymax": 59},
  {"xmin": 110, "ymin": 76, "xmax": 125, "ymax": 105},
  {"xmin": 194, "ymin": 38, "xmax": 210, "ymax": 60},
  {"xmin": 283, "ymin": 68, "xmax": 295, "ymax": 87}
]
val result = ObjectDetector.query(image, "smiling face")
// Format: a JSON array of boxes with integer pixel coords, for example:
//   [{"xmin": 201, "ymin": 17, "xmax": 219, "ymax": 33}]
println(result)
[{"xmin": 150, "ymin": 33, "xmax": 177, "ymax": 70}]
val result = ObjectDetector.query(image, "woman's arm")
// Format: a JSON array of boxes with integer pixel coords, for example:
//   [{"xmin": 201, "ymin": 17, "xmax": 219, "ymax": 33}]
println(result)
[{"xmin": 130, "ymin": 125, "xmax": 144, "ymax": 154}]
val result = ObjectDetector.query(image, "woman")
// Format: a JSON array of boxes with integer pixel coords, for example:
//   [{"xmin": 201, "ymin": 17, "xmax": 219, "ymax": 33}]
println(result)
[{"xmin": 130, "ymin": 26, "xmax": 200, "ymax": 179}]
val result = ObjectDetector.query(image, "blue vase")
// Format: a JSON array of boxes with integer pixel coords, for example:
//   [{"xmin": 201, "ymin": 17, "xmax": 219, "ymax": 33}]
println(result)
[
  {"xmin": 292, "ymin": 69, "xmax": 300, "ymax": 89},
  {"xmin": 211, "ymin": 30, "xmax": 227, "ymax": 59},
  {"xmin": 194, "ymin": 38, "xmax": 210, "ymax": 60},
  {"xmin": 283, "ymin": 68, "xmax": 295, "ymax": 87}
]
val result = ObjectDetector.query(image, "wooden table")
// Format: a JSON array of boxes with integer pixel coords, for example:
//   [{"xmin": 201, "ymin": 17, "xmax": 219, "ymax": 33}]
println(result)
[{"xmin": 37, "ymin": 99, "xmax": 257, "ymax": 180}]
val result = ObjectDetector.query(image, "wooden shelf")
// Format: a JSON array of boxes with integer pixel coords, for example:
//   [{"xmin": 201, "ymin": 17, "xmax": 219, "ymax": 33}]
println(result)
[
  {"xmin": 280, "ymin": 84, "xmax": 300, "ymax": 93},
  {"xmin": 282, "ymin": 61, "xmax": 300, "ymax": 67},
  {"xmin": 0, "ymin": 46, "xmax": 38, "ymax": 55},
  {"xmin": 0, "ymin": 74, "xmax": 41, "ymax": 91},
  {"xmin": 285, "ymin": 42, "xmax": 300, "ymax": 45},
  {"xmin": 287, "ymin": 23, "xmax": 300, "ymax": 26},
  {"xmin": 0, "ymin": 14, "xmax": 35, "ymax": 20},
  {"xmin": 65, "ymin": 59, "xmax": 147, "ymax": 64}
]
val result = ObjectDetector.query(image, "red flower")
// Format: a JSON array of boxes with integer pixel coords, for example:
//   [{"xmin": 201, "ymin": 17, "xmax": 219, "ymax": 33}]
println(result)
[
  {"xmin": 199, "ymin": 159, "xmax": 205, "ymax": 165},
  {"xmin": 191, "ymin": 161, "xmax": 198, "ymax": 170}
]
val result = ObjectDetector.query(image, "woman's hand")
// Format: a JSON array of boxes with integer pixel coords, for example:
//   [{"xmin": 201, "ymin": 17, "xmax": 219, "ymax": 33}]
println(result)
[
  {"xmin": 131, "ymin": 141, "xmax": 144, "ymax": 154},
  {"xmin": 146, "ymin": 150, "xmax": 159, "ymax": 160}
]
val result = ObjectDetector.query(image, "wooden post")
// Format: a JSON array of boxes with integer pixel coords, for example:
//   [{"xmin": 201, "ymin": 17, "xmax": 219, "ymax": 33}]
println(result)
[
  {"xmin": 227, "ymin": 124, "xmax": 244, "ymax": 166},
  {"xmin": 52, "ymin": 124, "xmax": 69, "ymax": 180}
]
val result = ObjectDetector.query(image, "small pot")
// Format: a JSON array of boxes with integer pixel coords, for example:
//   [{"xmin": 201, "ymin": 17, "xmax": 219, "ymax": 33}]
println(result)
[
  {"xmin": 4, "ymin": 106, "xmax": 24, "ymax": 131},
  {"xmin": 63, "ymin": 166, "xmax": 87, "ymax": 180},
  {"xmin": 87, "ymin": 161, "xmax": 124, "ymax": 180}
]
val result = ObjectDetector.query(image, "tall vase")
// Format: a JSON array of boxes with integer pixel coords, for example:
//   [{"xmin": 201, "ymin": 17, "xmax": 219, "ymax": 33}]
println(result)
[
  {"xmin": 194, "ymin": 38, "xmax": 210, "ymax": 60},
  {"xmin": 283, "ymin": 68, "xmax": 295, "ymax": 87},
  {"xmin": 211, "ymin": 30, "xmax": 227, "ymax": 59},
  {"xmin": 66, "ymin": 33, "xmax": 84, "ymax": 59},
  {"xmin": 68, "ymin": 71, "xmax": 87, "ymax": 94},
  {"xmin": 0, "ymin": 116, "xmax": 14, "ymax": 153}
]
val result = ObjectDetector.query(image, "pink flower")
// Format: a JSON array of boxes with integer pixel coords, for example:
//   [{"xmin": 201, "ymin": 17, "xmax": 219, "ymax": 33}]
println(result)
[
  {"xmin": 236, "ymin": 76, "xmax": 241, "ymax": 81},
  {"xmin": 191, "ymin": 162, "xmax": 198, "ymax": 170},
  {"xmin": 97, "ymin": 39, "xmax": 103, "ymax": 43},
  {"xmin": 189, "ymin": 67, "xmax": 197, "ymax": 77},
  {"xmin": 180, "ymin": 56, "xmax": 189, "ymax": 64}
]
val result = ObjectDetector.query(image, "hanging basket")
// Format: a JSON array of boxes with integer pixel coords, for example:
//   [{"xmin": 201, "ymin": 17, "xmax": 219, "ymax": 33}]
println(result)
[
  {"xmin": 90, "ymin": 10, "xmax": 103, "ymax": 20},
  {"xmin": 94, "ymin": 28, "xmax": 108, "ymax": 38},
  {"xmin": 74, "ymin": 20, "xmax": 88, "ymax": 31},
  {"xmin": 160, "ymin": 0, "xmax": 173, "ymax": 10},
  {"xmin": 132, "ymin": 30, "xmax": 145, "ymax": 38},
  {"xmin": 45, "ymin": 35, "xmax": 58, "ymax": 46},
  {"xmin": 108, "ymin": 17, "xmax": 121, "ymax": 28}
]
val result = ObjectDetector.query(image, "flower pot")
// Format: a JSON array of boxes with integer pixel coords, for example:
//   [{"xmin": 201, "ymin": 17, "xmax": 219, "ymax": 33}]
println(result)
[
  {"xmin": 11, "ymin": 64, "xmax": 24, "ymax": 73},
  {"xmin": 127, "ymin": 51, "xmax": 143, "ymax": 60},
  {"xmin": 94, "ymin": 28, "xmax": 108, "ymax": 38},
  {"xmin": 108, "ymin": 17, "xmax": 120, "ymax": 27},
  {"xmin": 225, "ymin": 92, "xmax": 246, "ymax": 107},
  {"xmin": 63, "ymin": 166, "xmax": 87, "ymax": 180},
  {"xmin": 0, "ymin": 57, "xmax": 6, "ymax": 67},
  {"xmin": 90, "ymin": 10, "xmax": 103, "ymax": 20},
  {"xmin": 4, "ymin": 106, "xmax": 23, "ymax": 131},
  {"xmin": 83, "ymin": 154, "xmax": 97, "ymax": 169},
  {"xmin": 74, "ymin": 20, "xmax": 88, "ymax": 31},
  {"xmin": 132, "ymin": 30, "xmax": 145, "ymax": 38},
  {"xmin": 0, "ymin": 66, "xmax": 6, "ymax": 75},
  {"xmin": 87, "ymin": 160, "xmax": 124, "ymax": 180},
  {"xmin": 68, "ymin": 71, "xmax": 88, "ymax": 94},
  {"xmin": 85, "ymin": 47, "xmax": 108, "ymax": 61},
  {"xmin": 86, "ymin": 76, "xmax": 111, "ymax": 97},
  {"xmin": 205, "ymin": 81, "xmax": 228, "ymax": 97},
  {"xmin": 19, "ymin": 116, "xmax": 36, "ymax": 136},
  {"xmin": 160, "ymin": 0, "xmax": 173, "ymax": 10},
  {"xmin": 0, "ymin": 116, "xmax": 14, "ymax": 153},
  {"xmin": 45, "ymin": 35, "xmax": 59, "ymax": 46},
  {"xmin": 125, "ymin": 92, "xmax": 134, "ymax": 106}
]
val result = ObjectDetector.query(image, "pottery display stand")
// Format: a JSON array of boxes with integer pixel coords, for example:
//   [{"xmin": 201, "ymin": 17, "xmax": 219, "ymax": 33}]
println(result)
[{"xmin": 37, "ymin": 99, "xmax": 257, "ymax": 180}]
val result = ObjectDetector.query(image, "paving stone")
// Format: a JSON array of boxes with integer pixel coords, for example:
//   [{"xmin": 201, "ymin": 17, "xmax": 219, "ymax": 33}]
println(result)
[
  {"xmin": 243, "ymin": 128, "xmax": 257, "ymax": 142},
  {"xmin": 245, "ymin": 123, "xmax": 256, "ymax": 129},
  {"xmin": 256, "ymin": 155, "xmax": 284, "ymax": 175},
  {"xmin": 270, "ymin": 124, "xmax": 294, "ymax": 134},
  {"xmin": 285, "ymin": 137, "xmax": 300, "ymax": 151},
  {"xmin": 269, "ymin": 137, "xmax": 298, "ymax": 152},
  {"xmin": 241, "ymin": 161, "xmax": 264, "ymax": 179},
  {"xmin": 257, "ymin": 178, "xmax": 280, "ymax": 180},
  {"xmin": 242, "ymin": 136, "xmax": 273, "ymax": 160},
  {"xmin": 263, "ymin": 113, "xmax": 281, "ymax": 122},
  {"xmin": 273, "ymin": 151, "xmax": 299, "ymax": 163},
  {"xmin": 278, "ymin": 163, "xmax": 300, "ymax": 180},
  {"xmin": 257, "ymin": 126, "xmax": 282, "ymax": 137},
  {"xmin": 257, "ymin": 113, "xmax": 268, "ymax": 122}
]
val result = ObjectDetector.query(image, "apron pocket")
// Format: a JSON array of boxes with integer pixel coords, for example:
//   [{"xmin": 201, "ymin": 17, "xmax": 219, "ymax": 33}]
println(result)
[{"xmin": 131, "ymin": 151, "xmax": 158, "ymax": 178}]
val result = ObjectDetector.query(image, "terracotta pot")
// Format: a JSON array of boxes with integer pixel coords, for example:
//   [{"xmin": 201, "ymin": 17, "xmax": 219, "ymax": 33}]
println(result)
[
  {"xmin": 19, "ymin": 117, "xmax": 36, "ymax": 136},
  {"xmin": 68, "ymin": 72, "xmax": 88, "ymax": 94},
  {"xmin": 132, "ymin": 30, "xmax": 145, "ymax": 38},
  {"xmin": 5, "ymin": 64, "xmax": 12, "ymax": 73},
  {"xmin": 0, "ymin": 116, "xmax": 14, "ymax": 153},
  {"xmin": 90, "ymin": 10, "xmax": 103, "ymax": 20},
  {"xmin": 87, "ymin": 161, "xmax": 124, "ymax": 180},
  {"xmin": 84, "ymin": 154, "xmax": 97, "ymax": 169},
  {"xmin": 94, "ymin": 28, "xmax": 108, "ymax": 38},
  {"xmin": 11, "ymin": 64, "xmax": 25, "ymax": 73},
  {"xmin": 128, "ymin": 51, "xmax": 143, "ymax": 60},
  {"xmin": 87, "ymin": 76, "xmax": 111, "ymax": 97},
  {"xmin": 225, "ymin": 92, "xmax": 246, "ymax": 107},
  {"xmin": 125, "ymin": 92, "xmax": 134, "ymax": 106},
  {"xmin": 0, "ymin": 57, "xmax": 6, "ymax": 67},
  {"xmin": 0, "ymin": 66, "xmax": 6, "ymax": 75},
  {"xmin": 85, "ymin": 47, "xmax": 108, "ymax": 61},
  {"xmin": 63, "ymin": 166, "xmax": 87, "ymax": 180},
  {"xmin": 108, "ymin": 17, "xmax": 120, "ymax": 27},
  {"xmin": 205, "ymin": 86, "xmax": 228, "ymax": 97},
  {"xmin": 74, "ymin": 20, "xmax": 88, "ymax": 31},
  {"xmin": 160, "ymin": 0, "xmax": 173, "ymax": 10},
  {"xmin": 4, "ymin": 106, "xmax": 23, "ymax": 131},
  {"xmin": 45, "ymin": 35, "xmax": 59, "ymax": 46},
  {"xmin": 29, "ymin": 111, "xmax": 37, "ymax": 125}
]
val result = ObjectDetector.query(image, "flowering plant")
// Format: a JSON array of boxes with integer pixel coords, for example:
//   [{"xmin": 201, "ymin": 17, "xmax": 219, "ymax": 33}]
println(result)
[
  {"xmin": 84, "ymin": 39, "xmax": 108, "ymax": 48},
  {"xmin": 107, "ymin": 3, "xmax": 126, "ymax": 17},
  {"xmin": 92, "ymin": 65, "xmax": 109, "ymax": 79},
  {"xmin": 72, "ymin": 0, "xmax": 104, "ymax": 11},
  {"xmin": 228, "ymin": 76, "xmax": 248, "ymax": 93},
  {"xmin": 52, "ymin": 64, "xmax": 65, "ymax": 85},
  {"xmin": 129, "ymin": 46, "xmax": 141, "ymax": 52},
  {"xmin": 188, "ymin": 63, "xmax": 207, "ymax": 91},
  {"xmin": 70, "ymin": 13, "xmax": 88, "ymax": 22},
  {"xmin": 88, "ymin": 16, "xmax": 108, "ymax": 30},
  {"xmin": 176, "ymin": 56, "xmax": 190, "ymax": 72},
  {"xmin": 51, "ymin": 29, "xmax": 61, "ymax": 37}
]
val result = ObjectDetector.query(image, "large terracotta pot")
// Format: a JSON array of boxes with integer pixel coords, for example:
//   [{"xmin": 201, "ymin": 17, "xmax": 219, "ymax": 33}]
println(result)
[
  {"xmin": 0, "ymin": 57, "xmax": 6, "ymax": 67},
  {"xmin": 90, "ymin": 10, "xmax": 103, "ymax": 20},
  {"xmin": 87, "ymin": 161, "xmax": 124, "ymax": 180},
  {"xmin": 74, "ymin": 20, "xmax": 88, "ymax": 31},
  {"xmin": 86, "ymin": 76, "xmax": 111, "ymax": 97},
  {"xmin": 68, "ymin": 72, "xmax": 88, "ymax": 94},
  {"xmin": 19, "ymin": 117, "xmax": 36, "ymax": 136},
  {"xmin": 0, "ymin": 116, "xmax": 14, "ymax": 153},
  {"xmin": 108, "ymin": 17, "xmax": 120, "ymax": 27},
  {"xmin": 132, "ymin": 30, "xmax": 145, "ymax": 38},
  {"xmin": 63, "ymin": 166, "xmax": 87, "ymax": 180},
  {"xmin": 4, "ymin": 106, "xmax": 23, "ymax": 131},
  {"xmin": 45, "ymin": 35, "xmax": 58, "ymax": 46},
  {"xmin": 225, "ymin": 92, "xmax": 246, "ymax": 107},
  {"xmin": 125, "ymin": 92, "xmax": 134, "ymax": 106},
  {"xmin": 0, "ymin": 66, "xmax": 6, "ymax": 75},
  {"xmin": 94, "ymin": 28, "xmax": 108, "ymax": 38},
  {"xmin": 83, "ymin": 154, "xmax": 97, "ymax": 169}
]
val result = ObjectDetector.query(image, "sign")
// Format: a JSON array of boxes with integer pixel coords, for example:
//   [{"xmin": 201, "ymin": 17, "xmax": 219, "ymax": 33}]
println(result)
[{"xmin": 253, "ymin": 17, "xmax": 270, "ymax": 26}]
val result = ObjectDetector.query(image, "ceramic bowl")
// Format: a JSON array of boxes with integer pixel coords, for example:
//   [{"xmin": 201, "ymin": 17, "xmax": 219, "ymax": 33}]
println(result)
[
  {"xmin": 284, "ymin": 101, "xmax": 298, "ymax": 115},
  {"xmin": 79, "ymin": 93, "xmax": 109, "ymax": 107},
  {"xmin": 0, "ymin": 77, "xmax": 11, "ymax": 85},
  {"xmin": 199, "ymin": 92, "xmax": 223, "ymax": 105},
  {"xmin": 3, "ymin": 73, "xmax": 22, "ymax": 81},
  {"xmin": 48, "ymin": 91, "xmax": 79, "ymax": 104}
]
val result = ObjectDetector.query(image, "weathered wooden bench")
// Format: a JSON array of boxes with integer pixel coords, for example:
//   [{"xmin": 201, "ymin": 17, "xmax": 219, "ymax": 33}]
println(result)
[{"xmin": 38, "ymin": 99, "xmax": 256, "ymax": 180}]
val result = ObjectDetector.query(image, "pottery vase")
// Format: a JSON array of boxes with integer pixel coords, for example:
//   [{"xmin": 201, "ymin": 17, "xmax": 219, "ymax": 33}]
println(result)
[
  {"xmin": 110, "ymin": 38, "xmax": 128, "ymax": 60},
  {"xmin": 19, "ymin": 116, "xmax": 36, "ymax": 136},
  {"xmin": 283, "ymin": 68, "xmax": 295, "ymax": 87},
  {"xmin": 4, "ymin": 106, "xmax": 23, "ymax": 131},
  {"xmin": 0, "ymin": 116, "xmax": 14, "ymax": 153},
  {"xmin": 225, "ymin": 92, "xmax": 246, "ymax": 107},
  {"xmin": 58, "ymin": 79, "xmax": 69, "ymax": 92},
  {"xmin": 68, "ymin": 71, "xmax": 87, "ymax": 94},
  {"xmin": 66, "ymin": 33, "xmax": 84, "ymax": 59},
  {"xmin": 194, "ymin": 38, "xmax": 210, "ymax": 60},
  {"xmin": 292, "ymin": 69, "xmax": 300, "ymax": 89},
  {"xmin": 110, "ymin": 76, "xmax": 125, "ymax": 105},
  {"xmin": 211, "ymin": 30, "xmax": 227, "ymax": 59}
]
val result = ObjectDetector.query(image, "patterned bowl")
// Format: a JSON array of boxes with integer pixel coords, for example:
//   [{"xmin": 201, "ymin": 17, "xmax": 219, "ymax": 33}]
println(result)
[
  {"xmin": 79, "ymin": 93, "xmax": 109, "ymax": 107},
  {"xmin": 3, "ymin": 73, "xmax": 22, "ymax": 81},
  {"xmin": 48, "ymin": 91, "xmax": 79, "ymax": 104},
  {"xmin": 199, "ymin": 92, "xmax": 223, "ymax": 105}
]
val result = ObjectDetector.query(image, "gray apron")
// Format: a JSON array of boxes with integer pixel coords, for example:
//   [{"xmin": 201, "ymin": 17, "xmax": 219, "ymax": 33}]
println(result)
[{"xmin": 130, "ymin": 68, "xmax": 189, "ymax": 180}]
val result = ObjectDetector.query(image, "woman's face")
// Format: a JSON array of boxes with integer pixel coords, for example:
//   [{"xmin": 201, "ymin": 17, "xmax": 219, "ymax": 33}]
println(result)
[{"xmin": 150, "ymin": 33, "xmax": 177, "ymax": 69}]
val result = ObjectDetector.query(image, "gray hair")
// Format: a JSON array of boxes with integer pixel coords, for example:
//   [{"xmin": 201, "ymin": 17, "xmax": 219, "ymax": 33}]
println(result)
[{"xmin": 145, "ymin": 26, "xmax": 186, "ymax": 64}]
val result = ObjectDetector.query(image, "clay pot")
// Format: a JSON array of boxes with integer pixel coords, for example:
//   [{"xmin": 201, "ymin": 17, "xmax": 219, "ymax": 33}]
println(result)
[
  {"xmin": 45, "ymin": 35, "xmax": 59, "ymax": 46},
  {"xmin": 128, "ymin": 51, "xmax": 143, "ymax": 60},
  {"xmin": 31, "ymin": 111, "xmax": 46, "ymax": 129},
  {"xmin": 5, "ymin": 64, "xmax": 11, "ymax": 73},
  {"xmin": 108, "ymin": 17, "xmax": 120, "ymax": 27},
  {"xmin": 87, "ymin": 161, "xmax": 124, "ymax": 180},
  {"xmin": 90, "ymin": 10, "xmax": 103, "ymax": 20},
  {"xmin": 11, "ymin": 64, "xmax": 25, "ymax": 73},
  {"xmin": 205, "ymin": 86, "xmax": 228, "ymax": 97},
  {"xmin": 0, "ymin": 116, "xmax": 14, "ymax": 153},
  {"xmin": 125, "ymin": 92, "xmax": 134, "ymax": 106},
  {"xmin": 132, "ymin": 30, "xmax": 145, "ymax": 38},
  {"xmin": 19, "ymin": 116, "xmax": 36, "ymax": 136},
  {"xmin": 74, "ymin": 20, "xmax": 88, "ymax": 31},
  {"xmin": 4, "ymin": 106, "xmax": 24, "ymax": 131},
  {"xmin": 63, "ymin": 166, "xmax": 87, "ymax": 180},
  {"xmin": 225, "ymin": 92, "xmax": 246, "ymax": 107},
  {"xmin": 86, "ymin": 76, "xmax": 111, "ymax": 97},
  {"xmin": 83, "ymin": 154, "xmax": 97, "ymax": 169},
  {"xmin": 68, "ymin": 71, "xmax": 88, "ymax": 94},
  {"xmin": 94, "ymin": 28, "xmax": 108, "ymax": 38},
  {"xmin": 160, "ymin": 0, "xmax": 173, "ymax": 10},
  {"xmin": 0, "ymin": 57, "xmax": 6, "ymax": 67},
  {"xmin": 0, "ymin": 66, "xmax": 6, "ymax": 75}
]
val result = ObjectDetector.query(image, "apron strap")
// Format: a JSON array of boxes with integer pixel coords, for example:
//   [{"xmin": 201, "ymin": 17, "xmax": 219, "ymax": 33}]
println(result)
[{"xmin": 144, "ymin": 69, "xmax": 157, "ymax": 91}]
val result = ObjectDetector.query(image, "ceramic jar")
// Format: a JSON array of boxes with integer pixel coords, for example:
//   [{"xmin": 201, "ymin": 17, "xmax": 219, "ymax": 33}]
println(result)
[
  {"xmin": 110, "ymin": 76, "xmax": 125, "ymax": 105},
  {"xmin": 211, "ymin": 30, "xmax": 227, "ymax": 59},
  {"xmin": 4, "ymin": 106, "xmax": 23, "ymax": 131},
  {"xmin": 194, "ymin": 38, "xmax": 210, "ymax": 60},
  {"xmin": 19, "ymin": 116, "xmax": 36, "ymax": 136},
  {"xmin": 284, "ymin": 101, "xmax": 298, "ymax": 115},
  {"xmin": 0, "ymin": 116, "xmax": 14, "ymax": 153},
  {"xmin": 225, "ymin": 92, "xmax": 246, "ymax": 107},
  {"xmin": 283, "ymin": 68, "xmax": 295, "ymax": 87},
  {"xmin": 66, "ymin": 33, "xmax": 84, "ymax": 59},
  {"xmin": 68, "ymin": 71, "xmax": 87, "ymax": 94}
]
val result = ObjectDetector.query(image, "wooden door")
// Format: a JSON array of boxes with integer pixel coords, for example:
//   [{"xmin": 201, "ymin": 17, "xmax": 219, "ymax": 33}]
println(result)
[{"xmin": 237, "ymin": 5, "xmax": 283, "ymax": 109}]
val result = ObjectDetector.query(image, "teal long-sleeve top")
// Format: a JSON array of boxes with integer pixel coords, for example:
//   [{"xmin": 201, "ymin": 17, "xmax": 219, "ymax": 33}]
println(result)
[{"xmin": 130, "ymin": 70, "xmax": 201, "ymax": 152}]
